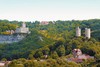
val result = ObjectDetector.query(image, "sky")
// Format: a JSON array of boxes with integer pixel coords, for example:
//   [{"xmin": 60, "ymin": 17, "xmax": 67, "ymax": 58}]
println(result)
[{"xmin": 0, "ymin": 0, "xmax": 100, "ymax": 21}]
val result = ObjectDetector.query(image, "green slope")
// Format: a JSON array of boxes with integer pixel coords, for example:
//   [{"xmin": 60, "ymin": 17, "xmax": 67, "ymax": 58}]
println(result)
[{"xmin": 0, "ymin": 19, "xmax": 100, "ymax": 60}]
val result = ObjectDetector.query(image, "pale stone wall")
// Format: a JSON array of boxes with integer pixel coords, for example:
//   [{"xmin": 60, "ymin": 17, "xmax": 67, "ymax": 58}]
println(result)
[
  {"xmin": 85, "ymin": 28, "xmax": 91, "ymax": 39},
  {"xmin": 15, "ymin": 22, "xmax": 30, "ymax": 34},
  {"xmin": 76, "ymin": 27, "xmax": 81, "ymax": 37}
]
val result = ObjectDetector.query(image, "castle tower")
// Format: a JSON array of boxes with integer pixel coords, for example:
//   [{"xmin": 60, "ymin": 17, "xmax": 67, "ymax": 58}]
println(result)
[
  {"xmin": 15, "ymin": 22, "xmax": 30, "ymax": 34},
  {"xmin": 85, "ymin": 28, "xmax": 91, "ymax": 39},
  {"xmin": 76, "ymin": 27, "xmax": 81, "ymax": 37},
  {"xmin": 22, "ymin": 22, "xmax": 26, "ymax": 28}
]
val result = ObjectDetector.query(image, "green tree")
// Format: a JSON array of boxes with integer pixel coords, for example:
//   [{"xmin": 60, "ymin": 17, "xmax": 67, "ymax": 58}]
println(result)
[
  {"xmin": 56, "ymin": 45, "xmax": 65, "ymax": 57},
  {"xmin": 50, "ymin": 51, "xmax": 59, "ymax": 59}
]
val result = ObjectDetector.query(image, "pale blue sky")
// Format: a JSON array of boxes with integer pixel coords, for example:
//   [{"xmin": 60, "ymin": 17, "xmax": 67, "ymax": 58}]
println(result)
[{"xmin": 0, "ymin": 0, "xmax": 100, "ymax": 21}]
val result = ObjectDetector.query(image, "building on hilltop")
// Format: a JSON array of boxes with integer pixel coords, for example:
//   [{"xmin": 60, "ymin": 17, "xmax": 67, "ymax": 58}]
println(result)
[
  {"xmin": 0, "ymin": 22, "xmax": 31, "ymax": 44},
  {"xmin": 14, "ymin": 22, "xmax": 31, "ymax": 41},
  {"xmin": 75, "ymin": 27, "xmax": 91, "ymax": 39},
  {"xmin": 15, "ymin": 22, "xmax": 30, "ymax": 34},
  {"xmin": 85, "ymin": 28, "xmax": 91, "ymax": 39},
  {"xmin": 76, "ymin": 27, "xmax": 81, "ymax": 37},
  {"xmin": 40, "ymin": 21, "xmax": 49, "ymax": 25}
]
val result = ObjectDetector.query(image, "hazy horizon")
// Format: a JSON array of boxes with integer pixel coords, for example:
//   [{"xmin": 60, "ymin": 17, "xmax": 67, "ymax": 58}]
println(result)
[{"xmin": 0, "ymin": 0, "xmax": 100, "ymax": 21}]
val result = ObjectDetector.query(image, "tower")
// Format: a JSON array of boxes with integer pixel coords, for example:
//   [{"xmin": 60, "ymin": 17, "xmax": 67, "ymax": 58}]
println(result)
[
  {"xmin": 85, "ymin": 28, "xmax": 91, "ymax": 39},
  {"xmin": 76, "ymin": 27, "xmax": 81, "ymax": 37},
  {"xmin": 22, "ymin": 22, "xmax": 26, "ymax": 28},
  {"xmin": 15, "ymin": 22, "xmax": 30, "ymax": 34}
]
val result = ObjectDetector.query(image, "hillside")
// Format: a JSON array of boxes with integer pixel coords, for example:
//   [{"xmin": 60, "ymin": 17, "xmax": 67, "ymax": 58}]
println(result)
[
  {"xmin": 8, "ymin": 37, "xmax": 100, "ymax": 67},
  {"xmin": 0, "ymin": 19, "xmax": 100, "ymax": 61}
]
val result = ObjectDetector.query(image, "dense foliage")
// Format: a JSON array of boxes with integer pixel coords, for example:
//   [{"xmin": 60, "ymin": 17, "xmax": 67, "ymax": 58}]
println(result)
[
  {"xmin": 8, "ymin": 57, "xmax": 100, "ymax": 67},
  {"xmin": 0, "ymin": 19, "xmax": 100, "ymax": 67}
]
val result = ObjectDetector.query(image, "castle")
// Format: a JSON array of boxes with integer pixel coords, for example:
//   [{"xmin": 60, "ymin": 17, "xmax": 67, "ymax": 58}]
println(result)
[
  {"xmin": 76, "ymin": 27, "xmax": 91, "ymax": 39},
  {"xmin": 0, "ymin": 25, "xmax": 91, "ymax": 43},
  {"xmin": 15, "ymin": 22, "xmax": 30, "ymax": 34},
  {"xmin": 0, "ymin": 22, "xmax": 30, "ymax": 44}
]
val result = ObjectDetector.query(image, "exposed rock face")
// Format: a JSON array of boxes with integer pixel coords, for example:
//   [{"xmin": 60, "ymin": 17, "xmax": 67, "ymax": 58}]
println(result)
[{"xmin": 0, "ymin": 35, "xmax": 25, "ymax": 43}]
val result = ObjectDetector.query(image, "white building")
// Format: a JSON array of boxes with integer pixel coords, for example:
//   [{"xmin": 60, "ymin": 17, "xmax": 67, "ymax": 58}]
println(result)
[
  {"xmin": 76, "ymin": 27, "xmax": 81, "ymax": 37},
  {"xmin": 15, "ymin": 22, "xmax": 30, "ymax": 34},
  {"xmin": 85, "ymin": 28, "xmax": 91, "ymax": 39}
]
